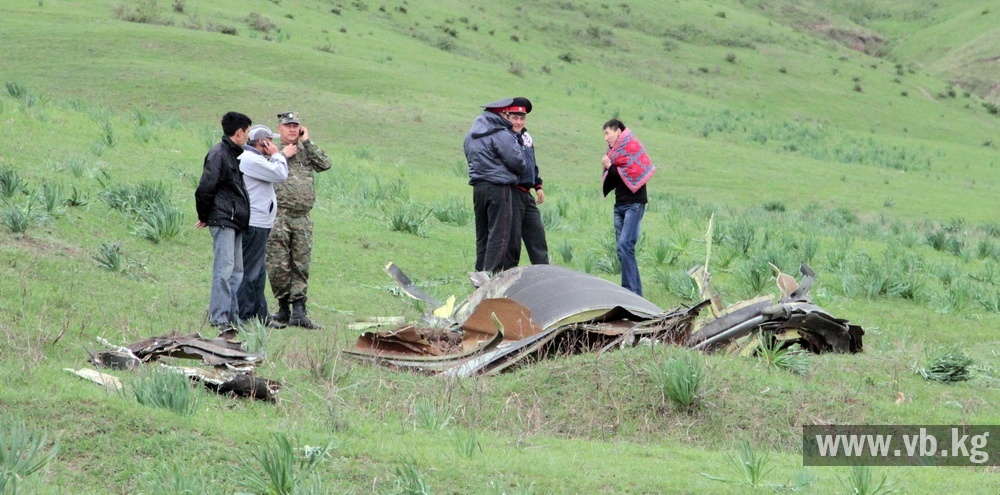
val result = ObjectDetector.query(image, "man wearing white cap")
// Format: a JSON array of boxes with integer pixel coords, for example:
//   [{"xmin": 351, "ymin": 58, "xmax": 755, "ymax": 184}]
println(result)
[{"xmin": 237, "ymin": 124, "xmax": 296, "ymax": 326}]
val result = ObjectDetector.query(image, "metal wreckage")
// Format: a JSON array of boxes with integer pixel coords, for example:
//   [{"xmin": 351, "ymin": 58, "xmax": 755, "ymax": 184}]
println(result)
[
  {"xmin": 68, "ymin": 256, "xmax": 863, "ymax": 400},
  {"xmin": 68, "ymin": 329, "xmax": 280, "ymax": 401},
  {"xmin": 345, "ymin": 261, "xmax": 864, "ymax": 376}
]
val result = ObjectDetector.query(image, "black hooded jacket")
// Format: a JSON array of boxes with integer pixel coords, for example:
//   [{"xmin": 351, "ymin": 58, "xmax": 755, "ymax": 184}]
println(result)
[{"xmin": 194, "ymin": 136, "xmax": 250, "ymax": 231}]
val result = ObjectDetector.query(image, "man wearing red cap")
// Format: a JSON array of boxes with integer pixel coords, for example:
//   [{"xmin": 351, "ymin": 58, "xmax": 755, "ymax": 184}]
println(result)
[
  {"xmin": 464, "ymin": 97, "xmax": 528, "ymax": 274},
  {"xmin": 504, "ymin": 97, "xmax": 549, "ymax": 266}
]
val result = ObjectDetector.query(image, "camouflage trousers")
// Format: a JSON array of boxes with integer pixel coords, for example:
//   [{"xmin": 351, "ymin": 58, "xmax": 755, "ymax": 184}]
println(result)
[{"xmin": 266, "ymin": 213, "xmax": 314, "ymax": 303}]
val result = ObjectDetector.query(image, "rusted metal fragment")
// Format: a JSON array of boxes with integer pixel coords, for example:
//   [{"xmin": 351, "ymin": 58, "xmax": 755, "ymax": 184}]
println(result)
[
  {"xmin": 346, "ymin": 300, "xmax": 520, "ymax": 362},
  {"xmin": 462, "ymin": 297, "xmax": 543, "ymax": 341},
  {"xmin": 353, "ymin": 325, "xmax": 485, "ymax": 357},
  {"xmin": 347, "ymin": 297, "xmax": 539, "ymax": 366}
]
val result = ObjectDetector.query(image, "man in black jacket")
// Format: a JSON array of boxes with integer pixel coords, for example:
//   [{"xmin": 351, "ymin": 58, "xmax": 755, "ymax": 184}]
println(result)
[{"xmin": 195, "ymin": 111, "xmax": 252, "ymax": 329}]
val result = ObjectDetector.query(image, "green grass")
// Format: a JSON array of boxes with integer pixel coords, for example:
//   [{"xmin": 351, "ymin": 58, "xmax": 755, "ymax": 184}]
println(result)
[
  {"xmin": 1, "ymin": 0, "xmax": 999, "ymax": 493},
  {"xmin": 0, "ymin": 418, "xmax": 60, "ymax": 494},
  {"xmin": 127, "ymin": 366, "xmax": 203, "ymax": 416}
]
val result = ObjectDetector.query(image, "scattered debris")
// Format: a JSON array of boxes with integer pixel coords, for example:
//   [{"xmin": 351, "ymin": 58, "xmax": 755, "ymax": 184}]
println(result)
[
  {"xmin": 85, "ymin": 331, "xmax": 279, "ymax": 401},
  {"xmin": 159, "ymin": 364, "xmax": 281, "ymax": 401}
]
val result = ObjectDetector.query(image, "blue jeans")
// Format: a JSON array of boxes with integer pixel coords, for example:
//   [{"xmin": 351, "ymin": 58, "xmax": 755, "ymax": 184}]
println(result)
[
  {"xmin": 614, "ymin": 203, "xmax": 645, "ymax": 296},
  {"xmin": 209, "ymin": 226, "xmax": 244, "ymax": 326},
  {"xmin": 238, "ymin": 226, "xmax": 270, "ymax": 322}
]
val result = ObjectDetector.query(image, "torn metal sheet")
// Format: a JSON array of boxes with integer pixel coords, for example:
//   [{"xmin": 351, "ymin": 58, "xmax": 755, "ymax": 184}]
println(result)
[
  {"xmin": 64, "ymin": 368, "xmax": 123, "ymax": 391},
  {"xmin": 687, "ymin": 295, "xmax": 772, "ymax": 348},
  {"xmin": 448, "ymin": 305, "xmax": 702, "ymax": 377},
  {"xmin": 351, "ymin": 320, "xmax": 501, "ymax": 359},
  {"xmin": 452, "ymin": 265, "xmax": 664, "ymax": 327},
  {"xmin": 345, "ymin": 298, "xmax": 531, "ymax": 365},
  {"xmin": 384, "ymin": 261, "xmax": 442, "ymax": 308},
  {"xmin": 89, "ymin": 332, "xmax": 263, "ymax": 369}
]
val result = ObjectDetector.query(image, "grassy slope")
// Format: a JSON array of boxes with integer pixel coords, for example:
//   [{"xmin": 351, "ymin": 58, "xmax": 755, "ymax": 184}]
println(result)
[{"xmin": 1, "ymin": 0, "xmax": 999, "ymax": 493}]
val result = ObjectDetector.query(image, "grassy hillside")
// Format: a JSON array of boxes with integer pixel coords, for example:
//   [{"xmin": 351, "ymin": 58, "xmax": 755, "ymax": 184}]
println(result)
[{"xmin": 1, "ymin": 0, "xmax": 999, "ymax": 493}]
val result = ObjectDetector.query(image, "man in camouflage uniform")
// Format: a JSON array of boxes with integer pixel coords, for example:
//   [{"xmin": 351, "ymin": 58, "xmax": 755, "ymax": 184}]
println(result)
[{"xmin": 266, "ymin": 111, "xmax": 332, "ymax": 329}]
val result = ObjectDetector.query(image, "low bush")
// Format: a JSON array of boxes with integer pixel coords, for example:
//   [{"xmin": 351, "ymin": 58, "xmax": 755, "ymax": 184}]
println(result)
[
  {"xmin": 233, "ymin": 433, "xmax": 335, "ymax": 495},
  {"xmin": 0, "ymin": 418, "xmax": 60, "ymax": 493},
  {"xmin": 127, "ymin": 367, "xmax": 202, "ymax": 416},
  {"xmin": 645, "ymin": 350, "xmax": 706, "ymax": 410},
  {"xmin": 432, "ymin": 197, "xmax": 471, "ymax": 226},
  {"xmin": 915, "ymin": 346, "xmax": 973, "ymax": 382}
]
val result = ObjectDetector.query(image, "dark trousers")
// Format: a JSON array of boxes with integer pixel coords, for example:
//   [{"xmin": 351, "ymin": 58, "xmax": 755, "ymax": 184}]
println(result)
[
  {"xmin": 509, "ymin": 188, "xmax": 549, "ymax": 266},
  {"xmin": 473, "ymin": 182, "xmax": 515, "ymax": 273},
  {"xmin": 238, "ymin": 226, "xmax": 271, "ymax": 322}
]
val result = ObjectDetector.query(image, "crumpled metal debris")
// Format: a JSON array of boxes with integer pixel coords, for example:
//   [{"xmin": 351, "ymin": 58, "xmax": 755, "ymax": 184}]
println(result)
[
  {"xmin": 686, "ymin": 263, "xmax": 864, "ymax": 355},
  {"xmin": 85, "ymin": 332, "xmax": 279, "ymax": 401},
  {"xmin": 348, "ymin": 260, "xmax": 864, "ymax": 375},
  {"xmin": 89, "ymin": 332, "xmax": 264, "ymax": 369},
  {"xmin": 347, "ymin": 264, "xmax": 702, "ymax": 376},
  {"xmin": 159, "ymin": 364, "xmax": 280, "ymax": 401}
]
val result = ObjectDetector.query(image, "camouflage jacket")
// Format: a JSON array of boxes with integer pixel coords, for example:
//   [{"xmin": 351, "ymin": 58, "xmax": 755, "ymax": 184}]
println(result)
[{"xmin": 274, "ymin": 139, "xmax": 332, "ymax": 214}]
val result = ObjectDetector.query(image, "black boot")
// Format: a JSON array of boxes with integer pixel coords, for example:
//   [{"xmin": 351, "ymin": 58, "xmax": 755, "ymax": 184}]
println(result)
[
  {"xmin": 288, "ymin": 300, "xmax": 322, "ymax": 330},
  {"xmin": 270, "ymin": 298, "xmax": 290, "ymax": 324},
  {"xmin": 263, "ymin": 315, "xmax": 287, "ymax": 329}
]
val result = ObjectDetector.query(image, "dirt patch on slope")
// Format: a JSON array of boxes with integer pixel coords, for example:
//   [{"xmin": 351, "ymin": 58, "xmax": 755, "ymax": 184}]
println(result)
[
  {"xmin": 810, "ymin": 21, "xmax": 886, "ymax": 56},
  {"xmin": 3, "ymin": 234, "xmax": 86, "ymax": 260}
]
